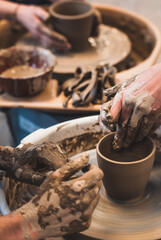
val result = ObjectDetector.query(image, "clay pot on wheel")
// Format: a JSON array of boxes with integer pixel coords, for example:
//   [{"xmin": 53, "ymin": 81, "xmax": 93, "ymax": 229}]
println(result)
[
  {"xmin": 49, "ymin": 0, "xmax": 100, "ymax": 51},
  {"xmin": 97, "ymin": 132, "xmax": 156, "ymax": 202}
]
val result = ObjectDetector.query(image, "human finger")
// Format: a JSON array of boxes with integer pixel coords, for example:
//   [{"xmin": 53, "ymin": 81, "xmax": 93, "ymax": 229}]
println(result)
[
  {"xmin": 98, "ymin": 116, "xmax": 114, "ymax": 134},
  {"xmin": 82, "ymin": 193, "xmax": 100, "ymax": 220},
  {"xmin": 60, "ymin": 194, "xmax": 100, "ymax": 235},
  {"xmin": 112, "ymin": 96, "xmax": 134, "ymax": 150},
  {"xmin": 51, "ymin": 153, "xmax": 89, "ymax": 182},
  {"xmin": 70, "ymin": 182, "xmax": 101, "ymax": 213},
  {"xmin": 110, "ymin": 91, "xmax": 123, "ymax": 122},
  {"xmin": 70, "ymin": 164, "xmax": 103, "ymax": 190},
  {"xmin": 78, "ymin": 194, "xmax": 100, "ymax": 233},
  {"xmin": 122, "ymin": 107, "xmax": 145, "ymax": 148},
  {"xmin": 103, "ymin": 82, "xmax": 123, "ymax": 98},
  {"xmin": 99, "ymin": 101, "xmax": 115, "ymax": 133},
  {"xmin": 135, "ymin": 115, "xmax": 157, "ymax": 142},
  {"xmin": 38, "ymin": 30, "xmax": 71, "ymax": 50},
  {"xmin": 100, "ymin": 100, "xmax": 113, "ymax": 121},
  {"xmin": 103, "ymin": 75, "xmax": 136, "ymax": 98},
  {"xmin": 37, "ymin": 22, "xmax": 71, "ymax": 46},
  {"xmin": 99, "ymin": 92, "xmax": 122, "ymax": 136},
  {"xmin": 39, "ymin": 33, "xmax": 70, "ymax": 50},
  {"xmin": 39, "ymin": 155, "xmax": 89, "ymax": 190},
  {"xmin": 5, "ymin": 166, "xmax": 46, "ymax": 186},
  {"xmin": 34, "ymin": 6, "xmax": 50, "ymax": 21}
]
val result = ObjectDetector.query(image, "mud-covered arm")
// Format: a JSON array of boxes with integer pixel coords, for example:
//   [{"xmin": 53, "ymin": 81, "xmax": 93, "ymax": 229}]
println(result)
[
  {"xmin": 99, "ymin": 63, "xmax": 161, "ymax": 150},
  {"xmin": 0, "ymin": 213, "xmax": 27, "ymax": 240},
  {"xmin": 1, "ymin": 154, "xmax": 103, "ymax": 240},
  {"xmin": 0, "ymin": 142, "xmax": 67, "ymax": 185}
]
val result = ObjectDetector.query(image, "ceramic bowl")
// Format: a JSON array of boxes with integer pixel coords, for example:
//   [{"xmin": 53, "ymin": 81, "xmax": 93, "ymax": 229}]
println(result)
[{"xmin": 0, "ymin": 46, "xmax": 56, "ymax": 97}]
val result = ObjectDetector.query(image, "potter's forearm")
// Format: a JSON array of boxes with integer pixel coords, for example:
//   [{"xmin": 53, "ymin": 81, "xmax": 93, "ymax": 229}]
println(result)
[
  {"xmin": 0, "ymin": 200, "xmax": 60, "ymax": 240},
  {"xmin": 0, "ymin": 212, "xmax": 28, "ymax": 240},
  {"xmin": 0, "ymin": 210, "xmax": 39, "ymax": 240},
  {"xmin": 0, "ymin": 157, "xmax": 102, "ymax": 240},
  {"xmin": 0, "ymin": 1, "xmax": 21, "ymax": 20}
]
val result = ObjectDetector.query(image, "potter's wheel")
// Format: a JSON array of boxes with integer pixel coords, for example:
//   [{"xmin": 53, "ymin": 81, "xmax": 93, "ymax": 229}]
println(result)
[
  {"xmin": 69, "ymin": 149, "xmax": 161, "ymax": 240},
  {"xmin": 17, "ymin": 24, "xmax": 131, "ymax": 74},
  {"xmin": 3, "ymin": 114, "xmax": 161, "ymax": 240},
  {"xmin": 53, "ymin": 24, "xmax": 131, "ymax": 73}
]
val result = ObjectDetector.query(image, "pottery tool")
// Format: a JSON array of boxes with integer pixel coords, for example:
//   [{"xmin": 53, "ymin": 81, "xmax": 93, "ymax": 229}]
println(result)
[{"xmin": 62, "ymin": 64, "xmax": 116, "ymax": 107}]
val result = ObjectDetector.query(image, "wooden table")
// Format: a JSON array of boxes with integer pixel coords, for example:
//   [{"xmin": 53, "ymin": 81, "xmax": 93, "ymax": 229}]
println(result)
[{"xmin": 0, "ymin": 0, "xmax": 160, "ymax": 113}]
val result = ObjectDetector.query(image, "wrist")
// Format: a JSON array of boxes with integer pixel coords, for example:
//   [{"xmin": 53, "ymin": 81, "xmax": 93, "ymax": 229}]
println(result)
[
  {"xmin": 18, "ymin": 200, "xmax": 62, "ymax": 239},
  {"xmin": 14, "ymin": 205, "xmax": 39, "ymax": 240},
  {"xmin": 0, "ymin": 211, "xmax": 33, "ymax": 240},
  {"xmin": 13, "ymin": 4, "xmax": 25, "ymax": 23},
  {"xmin": 12, "ymin": 4, "xmax": 20, "ymax": 22},
  {"xmin": 0, "ymin": 2, "xmax": 21, "ymax": 21}
]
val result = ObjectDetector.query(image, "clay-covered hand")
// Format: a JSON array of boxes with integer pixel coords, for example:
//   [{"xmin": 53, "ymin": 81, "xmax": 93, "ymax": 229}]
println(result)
[
  {"xmin": 13, "ymin": 154, "xmax": 103, "ymax": 239},
  {"xmin": 0, "ymin": 142, "xmax": 68, "ymax": 186},
  {"xmin": 16, "ymin": 5, "xmax": 71, "ymax": 51},
  {"xmin": 99, "ymin": 63, "xmax": 161, "ymax": 150}
]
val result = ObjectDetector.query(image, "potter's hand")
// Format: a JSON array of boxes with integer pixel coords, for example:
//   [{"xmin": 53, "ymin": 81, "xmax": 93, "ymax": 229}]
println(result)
[
  {"xmin": 99, "ymin": 63, "xmax": 161, "ymax": 150},
  {"xmin": 0, "ymin": 142, "xmax": 67, "ymax": 186},
  {"xmin": 14, "ymin": 155, "xmax": 103, "ymax": 239},
  {"xmin": 16, "ymin": 5, "xmax": 71, "ymax": 51}
]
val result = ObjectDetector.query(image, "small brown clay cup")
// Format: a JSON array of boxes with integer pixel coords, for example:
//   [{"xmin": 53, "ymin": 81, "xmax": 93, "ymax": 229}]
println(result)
[
  {"xmin": 97, "ymin": 133, "xmax": 156, "ymax": 203},
  {"xmin": 49, "ymin": 0, "xmax": 101, "ymax": 51}
]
